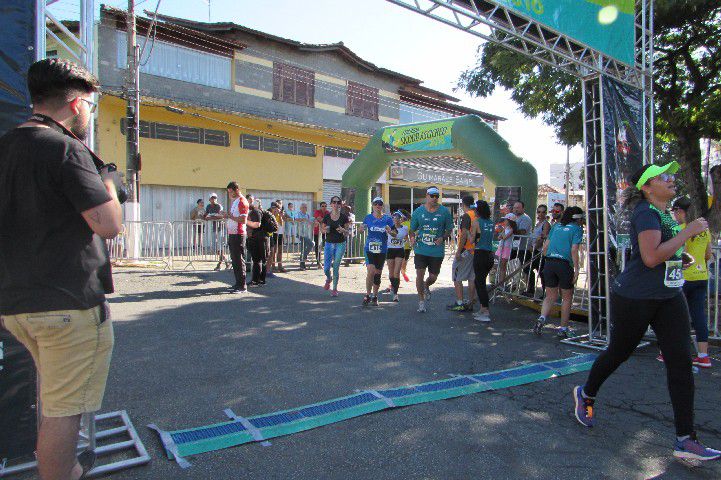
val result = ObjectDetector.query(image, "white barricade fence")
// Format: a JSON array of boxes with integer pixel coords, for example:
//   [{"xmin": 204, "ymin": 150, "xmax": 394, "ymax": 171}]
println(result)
[
  {"xmin": 342, "ymin": 222, "xmax": 367, "ymax": 262},
  {"xmin": 170, "ymin": 220, "xmax": 229, "ymax": 269},
  {"xmin": 271, "ymin": 216, "xmax": 323, "ymax": 267},
  {"xmin": 106, "ymin": 221, "xmax": 173, "ymax": 269}
]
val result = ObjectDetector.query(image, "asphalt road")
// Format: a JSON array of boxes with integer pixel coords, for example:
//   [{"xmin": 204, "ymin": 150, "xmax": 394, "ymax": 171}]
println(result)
[{"xmin": 28, "ymin": 261, "xmax": 721, "ymax": 479}]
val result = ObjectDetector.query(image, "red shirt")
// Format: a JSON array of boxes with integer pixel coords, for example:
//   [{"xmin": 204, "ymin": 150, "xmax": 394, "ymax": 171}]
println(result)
[
  {"xmin": 228, "ymin": 194, "xmax": 250, "ymax": 235},
  {"xmin": 313, "ymin": 209, "xmax": 327, "ymax": 235}
]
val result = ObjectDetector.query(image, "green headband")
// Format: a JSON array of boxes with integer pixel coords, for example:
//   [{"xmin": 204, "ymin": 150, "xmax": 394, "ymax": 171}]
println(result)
[{"xmin": 635, "ymin": 161, "xmax": 680, "ymax": 189}]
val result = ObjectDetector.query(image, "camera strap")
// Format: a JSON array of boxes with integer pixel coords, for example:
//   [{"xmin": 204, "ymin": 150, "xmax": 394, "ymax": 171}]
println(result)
[{"xmin": 27, "ymin": 113, "xmax": 106, "ymax": 171}]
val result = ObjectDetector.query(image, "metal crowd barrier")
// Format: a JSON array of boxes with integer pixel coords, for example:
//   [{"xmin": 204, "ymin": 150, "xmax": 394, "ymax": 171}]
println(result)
[
  {"xmin": 171, "ymin": 220, "xmax": 229, "ymax": 269},
  {"xmin": 709, "ymin": 246, "xmax": 720, "ymax": 341},
  {"xmin": 106, "ymin": 221, "xmax": 174, "ymax": 269},
  {"xmin": 490, "ymin": 234, "xmax": 589, "ymax": 312}
]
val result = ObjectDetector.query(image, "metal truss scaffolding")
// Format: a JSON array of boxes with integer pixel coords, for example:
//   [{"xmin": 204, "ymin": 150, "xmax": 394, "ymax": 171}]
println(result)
[{"xmin": 387, "ymin": 0, "xmax": 655, "ymax": 350}]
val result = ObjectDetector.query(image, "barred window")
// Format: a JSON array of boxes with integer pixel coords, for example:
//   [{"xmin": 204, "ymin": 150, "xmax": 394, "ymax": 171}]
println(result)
[
  {"xmin": 239, "ymin": 134, "xmax": 316, "ymax": 157},
  {"xmin": 324, "ymin": 146, "xmax": 360, "ymax": 159},
  {"xmin": 346, "ymin": 81, "xmax": 378, "ymax": 121},
  {"xmin": 120, "ymin": 118, "xmax": 229, "ymax": 146}
]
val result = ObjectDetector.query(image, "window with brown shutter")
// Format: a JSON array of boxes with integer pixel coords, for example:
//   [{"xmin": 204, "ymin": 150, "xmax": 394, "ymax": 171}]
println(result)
[
  {"xmin": 272, "ymin": 62, "xmax": 315, "ymax": 107},
  {"xmin": 346, "ymin": 81, "xmax": 379, "ymax": 121}
]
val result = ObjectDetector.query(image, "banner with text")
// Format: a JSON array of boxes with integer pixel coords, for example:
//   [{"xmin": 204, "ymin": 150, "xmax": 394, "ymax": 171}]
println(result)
[
  {"xmin": 382, "ymin": 121, "xmax": 454, "ymax": 153},
  {"xmin": 492, "ymin": 0, "xmax": 635, "ymax": 66},
  {"xmin": 602, "ymin": 76, "xmax": 643, "ymax": 276}
]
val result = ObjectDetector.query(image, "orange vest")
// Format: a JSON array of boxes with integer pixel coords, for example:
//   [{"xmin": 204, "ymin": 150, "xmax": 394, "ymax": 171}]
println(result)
[{"xmin": 460, "ymin": 210, "xmax": 477, "ymax": 251}]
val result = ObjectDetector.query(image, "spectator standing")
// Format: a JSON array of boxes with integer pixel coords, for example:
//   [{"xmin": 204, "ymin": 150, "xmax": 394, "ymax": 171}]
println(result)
[
  {"xmin": 524, "ymin": 204, "xmax": 551, "ymax": 297},
  {"xmin": 295, "ymin": 203, "xmax": 316, "ymax": 269},
  {"xmin": 550, "ymin": 202, "xmax": 565, "ymax": 225},
  {"xmin": 246, "ymin": 195, "xmax": 269, "ymax": 286},
  {"xmin": 495, "ymin": 213, "xmax": 516, "ymax": 284},
  {"xmin": 511, "ymin": 201, "xmax": 533, "ymax": 260},
  {"xmin": 449, "ymin": 195, "xmax": 477, "ymax": 312},
  {"xmin": 313, "ymin": 201, "xmax": 329, "ymax": 267},
  {"xmin": 224, "ymin": 182, "xmax": 249, "ymax": 293},
  {"xmin": 285, "ymin": 202, "xmax": 297, "ymax": 245},
  {"xmin": 0, "ymin": 58, "xmax": 122, "ymax": 480},
  {"xmin": 206, "ymin": 193, "xmax": 227, "ymax": 270},
  {"xmin": 272, "ymin": 200, "xmax": 286, "ymax": 273},
  {"xmin": 191, "ymin": 199, "xmax": 206, "ymax": 252}
]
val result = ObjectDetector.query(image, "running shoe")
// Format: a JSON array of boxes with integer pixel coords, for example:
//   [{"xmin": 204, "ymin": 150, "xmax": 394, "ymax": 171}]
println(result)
[
  {"xmin": 572, "ymin": 386, "xmax": 594, "ymax": 428},
  {"xmin": 417, "ymin": 300, "xmax": 427, "ymax": 313},
  {"xmin": 381, "ymin": 287, "xmax": 392, "ymax": 295},
  {"xmin": 331, "ymin": 289, "xmax": 339, "ymax": 297},
  {"xmin": 473, "ymin": 312, "xmax": 491, "ymax": 323},
  {"xmin": 371, "ymin": 296, "xmax": 379, "ymax": 306},
  {"xmin": 448, "ymin": 303, "xmax": 466, "ymax": 312},
  {"xmin": 533, "ymin": 316, "xmax": 546, "ymax": 335},
  {"xmin": 557, "ymin": 327, "xmax": 575, "ymax": 339},
  {"xmin": 402, "ymin": 273, "xmax": 410, "ymax": 282},
  {"xmin": 673, "ymin": 434, "xmax": 721, "ymax": 461},
  {"xmin": 693, "ymin": 356, "xmax": 712, "ymax": 368},
  {"xmin": 363, "ymin": 295, "xmax": 371, "ymax": 306},
  {"xmin": 424, "ymin": 286, "xmax": 431, "ymax": 300},
  {"xmin": 248, "ymin": 281, "xmax": 260, "ymax": 288},
  {"xmin": 392, "ymin": 294, "xmax": 399, "ymax": 303},
  {"xmin": 323, "ymin": 278, "xmax": 331, "ymax": 290}
]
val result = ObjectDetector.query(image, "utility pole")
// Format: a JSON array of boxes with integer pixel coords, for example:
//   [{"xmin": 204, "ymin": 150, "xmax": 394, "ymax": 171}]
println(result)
[
  {"xmin": 565, "ymin": 145, "xmax": 570, "ymax": 206},
  {"xmin": 125, "ymin": 0, "xmax": 141, "ymax": 256}
]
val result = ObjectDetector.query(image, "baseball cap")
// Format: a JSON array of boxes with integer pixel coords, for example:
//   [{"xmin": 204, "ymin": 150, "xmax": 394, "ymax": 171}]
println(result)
[
  {"xmin": 392, "ymin": 210, "xmax": 406, "ymax": 219},
  {"xmin": 503, "ymin": 213, "xmax": 517, "ymax": 221},
  {"xmin": 631, "ymin": 161, "xmax": 679, "ymax": 189},
  {"xmin": 426, "ymin": 187, "xmax": 440, "ymax": 195},
  {"xmin": 209, "ymin": 193, "xmax": 218, "ymax": 199},
  {"xmin": 372, "ymin": 197, "xmax": 384, "ymax": 205}
]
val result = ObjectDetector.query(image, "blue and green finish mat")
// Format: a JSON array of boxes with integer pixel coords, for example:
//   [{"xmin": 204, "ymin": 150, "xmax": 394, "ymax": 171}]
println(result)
[{"xmin": 149, "ymin": 353, "xmax": 596, "ymax": 468}]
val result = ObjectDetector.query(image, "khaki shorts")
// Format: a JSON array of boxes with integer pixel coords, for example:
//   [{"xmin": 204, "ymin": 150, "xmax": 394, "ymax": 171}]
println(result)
[
  {"xmin": 1, "ymin": 304, "xmax": 114, "ymax": 417},
  {"xmin": 452, "ymin": 250, "xmax": 475, "ymax": 282}
]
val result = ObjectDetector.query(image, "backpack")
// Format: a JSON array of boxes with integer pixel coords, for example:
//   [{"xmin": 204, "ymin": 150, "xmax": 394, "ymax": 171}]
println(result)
[{"xmin": 261, "ymin": 209, "xmax": 278, "ymax": 234}]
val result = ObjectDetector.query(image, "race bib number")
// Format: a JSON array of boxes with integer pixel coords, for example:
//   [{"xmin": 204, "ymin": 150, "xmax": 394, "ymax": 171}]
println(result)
[
  {"xmin": 664, "ymin": 260, "xmax": 684, "ymax": 288},
  {"xmin": 390, "ymin": 237, "xmax": 402, "ymax": 247},
  {"xmin": 421, "ymin": 233, "xmax": 435, "ymax": 246},
  {"xmin": 368, "ymin": 241, "xmax": 382, "ymax": 253}
]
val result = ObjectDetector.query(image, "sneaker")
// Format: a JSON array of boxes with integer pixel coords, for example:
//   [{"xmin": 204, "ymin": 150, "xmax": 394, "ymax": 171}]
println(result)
[
  {"xmin": 693, "ymin": 356, "xmax": 712, "ymax": 368},
  {"xmin": 229, "ymin": 287, "xmax": 246, "ymax": 294},
  {"xmin": 371, "ymin": 296, "xmax": 379, "ymax": 306},
  {"xmin": 248, "ymin": 281, "xmax": 260, "ymax": 288},
  {"xmin": 424, "ymin": 286, "xmax": 431, "ymax": 300},
  {"xmin": 402, "ymin": 273, "xmax": 410, "ymax": 282},
  {"xmin": 673, "ymin": 434, "xmax": 721, "ymax": 461},
  {"xmin": 656, "ymin": 353, "xmax": 665, "ymax": 363},
  {"xmin": 557, "ymin": 327, "xmax": 575, "ymax": 339},
  {"xmin": 417, "ymin": 300, "xmax": 427, "ymax": 313},
  {"xmin": 331, "ymin": 289, "xmax": 339, "ymax": 297},
  {"xmin": 392, "ymin": 294, "xmax": 399, "ymax": 303},
  {"xmin": 448, "ymin": 303, "xmax": 466, "ymax": 312},
  {"xmin": 533, "ymin": 316, "xmax": 546, "ymax": 335},
  {"xmin": 381, "ymin": 287, "xmax": 392, "ymax": 295},
  {"xmin": 363, "ymin": 295, "xmax": 371, "ymax": 307},
  {"xmin": 573, "ymin": 386, "xmax": 595, "ymax": 428},
  {"xmin": 299, "ymin": 263, "xmax": 306, "ymax": 270},
  {"xmin": 324, "ymin": 278, "xmax": 331, "ymax": 290},
  {"xmin": 473, "ymin": 312, "xmax": 491, "ymax": 322}
]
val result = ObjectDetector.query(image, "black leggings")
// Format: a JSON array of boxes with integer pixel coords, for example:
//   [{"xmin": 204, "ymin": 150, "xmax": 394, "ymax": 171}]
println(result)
[
  {"xmin": 473, "ymin": 250, "xmax": 495, "ymax": 308},
  {"xmin": 584, "ymin": 292, "xmax": 695, "ymax": 436}
]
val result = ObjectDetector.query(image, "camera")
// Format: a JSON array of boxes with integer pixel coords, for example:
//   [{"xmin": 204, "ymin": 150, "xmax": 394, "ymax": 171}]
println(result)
[{"xmin": 98, "ymin": 163, "xmax": 128, "ymax": 204}]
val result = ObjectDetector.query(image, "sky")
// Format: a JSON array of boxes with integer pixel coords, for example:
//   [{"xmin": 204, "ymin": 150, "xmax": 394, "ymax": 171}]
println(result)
[{"xmin": 58, "ymin": 0, "xmax": 586, "ymax": 183}]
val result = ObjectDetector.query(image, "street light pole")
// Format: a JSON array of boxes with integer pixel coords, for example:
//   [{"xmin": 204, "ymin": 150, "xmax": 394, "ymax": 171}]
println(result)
[{"xmin": 125, "ymin": 0, "xmax": 141, "ymax": 256}]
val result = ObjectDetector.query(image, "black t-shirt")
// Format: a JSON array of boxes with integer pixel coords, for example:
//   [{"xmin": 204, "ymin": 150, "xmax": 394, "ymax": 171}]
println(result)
[
  {"xmin": 323, "ymin": 212, "xmax": 350, "ymax": 243},
  {"xmin": 247, "ymin": 208, "xmax": 264, "ymax": 238},
  {"xmin": 612, "ymin": 200, "xmax": 683, "ymax": 300},
  {"xmin": 0, "ymin": 126, "xmax": 113, "ymax": 315}
]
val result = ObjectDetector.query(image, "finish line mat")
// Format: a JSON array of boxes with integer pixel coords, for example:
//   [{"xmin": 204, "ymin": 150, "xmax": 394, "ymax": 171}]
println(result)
[{"xmin": 149, "ymin": 353, "xmax": 596, "ymax": 467}]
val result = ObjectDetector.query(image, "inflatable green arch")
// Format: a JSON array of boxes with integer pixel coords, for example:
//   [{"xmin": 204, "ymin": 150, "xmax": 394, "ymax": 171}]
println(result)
[{"xmin": 342, "ymin": 115, "xmax": 538, "ymax": 216}]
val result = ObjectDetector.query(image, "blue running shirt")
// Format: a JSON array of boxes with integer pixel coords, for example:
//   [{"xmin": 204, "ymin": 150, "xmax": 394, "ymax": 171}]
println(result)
[
  {"xmin": 475, "ymin": 218, "xmax": 495, "ymax": 251},
  {"xmin": 545, "ymin": 223, "xmax": 583, "ymax": 264},
  {"xmin": 410, "ymin": 205, "xmax": 454, "ymax": 258},
  {"xmin": 363, "ymin": 214, "xmax": 394, "ymax": 254}
]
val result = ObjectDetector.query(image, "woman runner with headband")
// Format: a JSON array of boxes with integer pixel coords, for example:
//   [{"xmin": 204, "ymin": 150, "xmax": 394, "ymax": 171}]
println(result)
[
  {"xmin": 572, "ymin": 161, "xmax": 719, "ymax": 461},
  {"xmin": 385, "ymin": 211, "xmax": 410, "ymax": 303}
]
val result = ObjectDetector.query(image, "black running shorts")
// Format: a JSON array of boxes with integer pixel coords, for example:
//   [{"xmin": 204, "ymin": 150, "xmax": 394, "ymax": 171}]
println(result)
[{"xmin": 414, "ymin": 254, "xmax": 443, "ymax": 275}]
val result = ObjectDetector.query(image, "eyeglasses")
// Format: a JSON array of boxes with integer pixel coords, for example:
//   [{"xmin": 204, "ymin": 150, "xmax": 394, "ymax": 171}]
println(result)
[
  {"xmin": 655, "ymin": 173, "xmax": 675, "ymax": 183},
  {"xmin": 428, "ymin": 194, "xmax": 439, "ymax": 198},
  {"xmin": 79, "ymin": 98, "xmax": 97, "ymax": 114}
]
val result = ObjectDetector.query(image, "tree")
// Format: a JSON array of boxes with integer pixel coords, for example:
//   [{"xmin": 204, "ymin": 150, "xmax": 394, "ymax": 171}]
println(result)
[{"xmin": 458, "ymin": 0, "xmax": 721, "ymax": 230}]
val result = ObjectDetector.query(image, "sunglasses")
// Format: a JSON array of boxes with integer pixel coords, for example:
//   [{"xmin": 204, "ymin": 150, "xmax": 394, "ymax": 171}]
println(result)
[
  {"xmin": 654, "ymin": 173, "xmax": 675, "ymax": 183},
  {"xmin": 428, "ymin": 194, "xmax": 439, "ymax": 198},
  {"xmin": 373, "ymin": 202, "xmax": 383, "ymax": 206},
  {"xmin": 79, "ymin": 97, "xmax": 97, "ymax": 113}
]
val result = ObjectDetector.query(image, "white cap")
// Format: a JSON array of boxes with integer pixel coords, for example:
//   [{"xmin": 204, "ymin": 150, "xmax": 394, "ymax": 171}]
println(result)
[
  {"xmin": 209, "ymin": 193, "xmax": 218, "ymax": 199},
  {"xmin": 426, "ymin": 187, "xmax": 440, "ymax": 195},
  {"xmin": 372, "ymin": 197, "xmax": 384, "ymax": 205},
  {"xmin": 503, "ymin": 213, "xmax": 517, "ymax": 221}
]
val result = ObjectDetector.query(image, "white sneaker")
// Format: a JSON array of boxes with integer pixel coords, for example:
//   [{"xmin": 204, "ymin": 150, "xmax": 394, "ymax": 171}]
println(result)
[
  {"xmin": 417, "ymin": 300, "xmax": 427, "ymax": 313},
  {"xmin": 392, "ymin": 294, "xmax": 399, "ymax": 303},
  {"xmin": 473, "ymin": 312, "xmax": 491, "ymax": 322},
  {"xmin": 424, "ymin": 286, "xmax": 431, "ymax": 300}
]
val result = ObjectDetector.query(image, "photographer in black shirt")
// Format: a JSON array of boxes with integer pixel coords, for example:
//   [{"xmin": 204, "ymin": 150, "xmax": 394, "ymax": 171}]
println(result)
[{"xmin": 0, "ymin": 59, "xmax": 122, "ymax": 480}]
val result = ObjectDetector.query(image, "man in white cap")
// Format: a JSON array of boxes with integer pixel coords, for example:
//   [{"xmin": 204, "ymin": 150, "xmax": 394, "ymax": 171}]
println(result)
[{"xmin": 409, "ymin": 186, "xmax": 454, "ymax": 313}]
